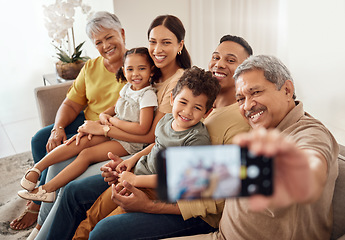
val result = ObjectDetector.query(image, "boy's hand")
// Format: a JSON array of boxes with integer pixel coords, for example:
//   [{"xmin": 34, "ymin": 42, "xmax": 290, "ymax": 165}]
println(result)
[
  {"xmin": 118, "ymin": 171, "xmax": 136, "ymax": 186},
  {"xmin": 100, "ymin": 152, "xmax": 123, "ymax": 185},
  {"xmin": 116, "ymin": 159, "xmax": 135, "ymax": 173}
]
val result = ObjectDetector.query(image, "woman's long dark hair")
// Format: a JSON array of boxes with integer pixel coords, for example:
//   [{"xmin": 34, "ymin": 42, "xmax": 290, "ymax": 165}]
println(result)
[{"xmin": 147, "ymin": 15, "xmax": 191, "ymax": 69}]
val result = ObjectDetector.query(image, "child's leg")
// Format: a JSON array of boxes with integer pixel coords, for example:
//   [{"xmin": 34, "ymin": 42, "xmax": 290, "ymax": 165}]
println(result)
[
  {"xmin": 72, "ymin": 187, "xmax": 117, "ymax": 240},
  {"xmin": 72, "ymin": 188, "xmax": 157, "ymax": 240},
  {"xmin": 42, "ymin": 140, "xmax": 128, "ymax": 193},
  {"xmin": 25, "ymin": 135, "xmax": 109, "ymax": 184}
]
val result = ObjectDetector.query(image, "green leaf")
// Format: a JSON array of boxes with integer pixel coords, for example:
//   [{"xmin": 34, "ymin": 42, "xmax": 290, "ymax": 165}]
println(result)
[
  {"xmin": 53, "ymin": 41, "xmax": 89, "ymax": 63},
  {"xmin": 75, "ymin": 41, "xmax": 85, "ymax": 53}
]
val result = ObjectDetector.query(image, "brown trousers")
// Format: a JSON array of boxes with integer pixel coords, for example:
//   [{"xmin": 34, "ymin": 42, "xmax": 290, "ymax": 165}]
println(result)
[{"xmin": 72, "ymin": 186, "xmax": 156, "ymax": 240}]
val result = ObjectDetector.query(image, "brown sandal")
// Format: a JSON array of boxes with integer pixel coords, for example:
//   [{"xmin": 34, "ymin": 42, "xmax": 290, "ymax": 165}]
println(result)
[{"xmin": 10, "ymin": 205, "xmax": 39, "ymax": 230}]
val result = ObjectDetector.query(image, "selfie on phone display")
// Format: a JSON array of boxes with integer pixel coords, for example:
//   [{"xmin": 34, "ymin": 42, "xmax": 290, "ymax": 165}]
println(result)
[{"xmin": 157, "ymin": 145, "xmax": 273, "ymax": 202}]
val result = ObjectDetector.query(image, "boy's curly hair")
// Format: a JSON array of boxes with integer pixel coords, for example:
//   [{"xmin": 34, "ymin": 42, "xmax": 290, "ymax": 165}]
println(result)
[{"xmin": 172, "ymin": 66, "xmax": 221, "ymax": 112}]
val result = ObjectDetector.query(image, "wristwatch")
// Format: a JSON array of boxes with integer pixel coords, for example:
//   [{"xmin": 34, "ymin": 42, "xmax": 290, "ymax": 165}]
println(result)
[{"xmin": 103, "ymin": 125, "xmax": 110, "ymax": 137}]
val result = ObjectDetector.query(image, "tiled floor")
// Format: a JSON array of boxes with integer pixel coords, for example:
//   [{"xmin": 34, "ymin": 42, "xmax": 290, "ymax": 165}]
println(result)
[
  {"xmin": 0, "ymin": 117, "xmax": 40, "ymax": 158},
  {"xmin": 0, "ymin": 82, "xmax": 41, "ymax": 158}
]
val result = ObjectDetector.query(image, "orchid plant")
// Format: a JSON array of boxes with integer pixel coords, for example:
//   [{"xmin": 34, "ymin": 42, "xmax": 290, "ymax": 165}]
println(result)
[{"xmin": 43, "ymin": 0, "xmax": 93, "ymax": 63}]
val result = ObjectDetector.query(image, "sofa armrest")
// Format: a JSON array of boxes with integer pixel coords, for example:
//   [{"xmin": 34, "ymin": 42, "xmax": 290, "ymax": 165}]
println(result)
[
  {"xmin": 34, "ymin": 81, "xmax": 73, "ymax": 127},
  {"xmin": 331, "ymin": 144, "xmax": 345, "ymax": 240}
]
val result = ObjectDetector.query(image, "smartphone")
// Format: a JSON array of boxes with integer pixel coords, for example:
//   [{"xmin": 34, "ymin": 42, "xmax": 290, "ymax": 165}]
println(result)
[{"xmin": 157, "ymin": 145, "xmax": 273, "ymax": 202}]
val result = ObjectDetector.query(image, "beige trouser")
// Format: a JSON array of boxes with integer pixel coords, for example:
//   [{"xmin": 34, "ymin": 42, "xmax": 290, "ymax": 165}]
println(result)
[{"xmin": 72, "ymin": 186, "xmax": 156, "ymax": 240}]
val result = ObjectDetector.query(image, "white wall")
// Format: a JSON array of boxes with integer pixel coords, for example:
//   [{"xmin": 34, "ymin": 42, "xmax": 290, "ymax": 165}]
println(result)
[
  {"xmin": 113, "ymin": 0, "xmax": 191, "ymax": 53},
  {"xmin": 0, "ymin": 0, "xmax": 343, "ymax": 147},
  {"xmin": 112, "ymin": 0, "xmax": 345, "ymax": 145},
  {"xmin": 283, "ymin": 0, "xmax": 345, "ymax": 145},
  {"xmin": 0, "ymin": 0, "xmax": 113, "ymax": 123}
]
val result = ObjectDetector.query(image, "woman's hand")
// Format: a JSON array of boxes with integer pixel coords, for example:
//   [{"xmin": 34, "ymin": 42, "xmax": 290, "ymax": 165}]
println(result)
[
  {"xmin": 109, "ymin": 116, "xmax": 120, "ymax": 127},
  {"xmin": 46, "ymin": 128, "xmax": 67, "ymax": 152},
  {"xmin": 77, "ymin": 120, "xmax": 104, "ymax": 136},
  {"xmin": 64, "ymin": 134, "xmax": 77, "ymax": 145},
  {"xmin": 99, "ymin": 112, "xmax": 113, "ymax": 126}
]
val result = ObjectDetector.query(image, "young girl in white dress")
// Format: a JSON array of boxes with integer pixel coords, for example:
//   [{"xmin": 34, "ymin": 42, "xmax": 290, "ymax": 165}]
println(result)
[{"xmin": 18, "ymin": 47, "xmax": 160, "ymax": 203}]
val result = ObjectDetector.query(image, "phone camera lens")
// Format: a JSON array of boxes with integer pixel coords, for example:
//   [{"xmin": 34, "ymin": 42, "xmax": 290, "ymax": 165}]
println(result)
[
  {"xmin": 263, "ymin": 180, "xmax": 271, "ymax": 188},
  {"xmin": 262, "ymin": 167, "xmax": 270, "ymax": 175},
  {"xmin": 247, "ymin": 165, "xmax": 260, "ymax": 179},
  {"xmin": 247, "ymin": 184, "xmax": 258, "ymax": 194}
]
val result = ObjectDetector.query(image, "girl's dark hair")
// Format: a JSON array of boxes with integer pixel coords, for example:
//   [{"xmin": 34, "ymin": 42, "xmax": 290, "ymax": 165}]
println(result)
[
  {"xmin": 147, "ymin": 15, "xmax": 191, "ymax": 69},
  {"xmin": 116, "ymin": 47, "xmax": 161, "ymax": 84}
]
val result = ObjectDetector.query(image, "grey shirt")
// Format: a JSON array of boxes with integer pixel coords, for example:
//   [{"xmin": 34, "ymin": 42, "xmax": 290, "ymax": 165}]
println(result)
[{"xmin": 134, "ymin": 113, "xmax": 211, "ymax": 175}]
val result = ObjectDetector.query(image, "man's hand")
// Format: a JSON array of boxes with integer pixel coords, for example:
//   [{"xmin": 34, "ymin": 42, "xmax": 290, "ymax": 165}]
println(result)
[
  {"xmin": 111, "ymin": 181, "xmax": 152, "ymax": 212},
  {"xmin": 100, "ymin": 152, "xmax": 123, "ymax": 185},
  {"xmin": 46, "ymin": 128, "xmax": 67, "ymax": 152},
  {"xmin": 233, "ymin": 127, "xmax": 325, "ymax": 211}
]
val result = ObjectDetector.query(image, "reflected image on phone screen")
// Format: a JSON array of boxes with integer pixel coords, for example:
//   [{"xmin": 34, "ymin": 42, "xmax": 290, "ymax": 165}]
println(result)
[{"xmin": 157, "ymin": 145, "xmax": 273, "ymax": 202}]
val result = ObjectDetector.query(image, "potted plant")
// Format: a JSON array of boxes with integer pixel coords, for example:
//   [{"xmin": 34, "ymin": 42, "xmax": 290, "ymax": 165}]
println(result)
[
  {"xmin": 43, "ymin": 0, "xmax": 92, "ymax": 80},
  {"xmin": 55, "ymin": 40, "xmax": 90, "ymax": 80}
]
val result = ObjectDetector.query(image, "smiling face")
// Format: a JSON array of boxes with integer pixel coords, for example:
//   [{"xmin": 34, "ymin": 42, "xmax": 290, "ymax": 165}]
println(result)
[
  {"xmin": 170, "ymin": 87, "xmax": 208, "ymax": 131},
  {"xmin": 235, "ymin": 69, "xmax": 295, "ymax": 129},
  {"xmin": 208, "ymin": 41, "xmax": 249, "ymax": 91},
  {"xmin": 123, "ymin": 54, "xmax": 152, "ymax": 91},
  {"xmin": 148, "ymin": 25, "xmax": 183, "ymax": 74},
  {"xmin": 92, "ymin": 27, "xmax": 126, "ymax": 64}
]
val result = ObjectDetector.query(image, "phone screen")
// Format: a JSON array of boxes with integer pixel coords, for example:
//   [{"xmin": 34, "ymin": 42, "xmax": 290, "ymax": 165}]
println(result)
[{"xmin": 157, "ymin": 145, "xmax": 273, "ymax": 202}]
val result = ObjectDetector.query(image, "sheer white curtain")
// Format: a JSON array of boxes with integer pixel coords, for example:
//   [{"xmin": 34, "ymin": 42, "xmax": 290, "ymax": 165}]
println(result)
[{"xmin": 188, "ymin": 0, "xmax": 284, "ymax": 68}]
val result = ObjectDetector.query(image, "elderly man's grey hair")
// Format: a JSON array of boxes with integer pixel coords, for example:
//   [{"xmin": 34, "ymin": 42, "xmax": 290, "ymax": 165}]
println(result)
[
  {"xmin": 233, "ymin": 55, "xmax": 296, "ymax": 99},
  {"xmin": 86, "ymin": 11, "xmax": 122, "ymax": 40}
]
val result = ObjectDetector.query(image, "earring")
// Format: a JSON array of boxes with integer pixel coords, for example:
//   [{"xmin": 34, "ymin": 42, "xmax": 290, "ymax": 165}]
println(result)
[{"xmin": 178, "ymin": 51, "xmax": 182, "ymax": 55}]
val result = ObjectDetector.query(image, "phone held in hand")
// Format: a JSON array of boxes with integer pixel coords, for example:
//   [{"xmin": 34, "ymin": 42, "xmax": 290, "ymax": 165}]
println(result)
[{"xmin": 157, "ymin": 145, "xmax": 273, "ymax": 202}]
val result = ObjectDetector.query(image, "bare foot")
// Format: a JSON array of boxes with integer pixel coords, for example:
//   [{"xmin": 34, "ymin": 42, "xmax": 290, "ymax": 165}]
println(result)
[{"xmin": 10, "ymin": 201, "xmax": 40, "ymax": 230}]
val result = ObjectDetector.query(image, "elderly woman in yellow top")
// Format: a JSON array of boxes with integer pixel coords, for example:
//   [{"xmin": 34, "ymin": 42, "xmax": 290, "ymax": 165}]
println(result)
[{"xmin": 10, "ymin": 11, "xmax": 126, "ymax": 231}]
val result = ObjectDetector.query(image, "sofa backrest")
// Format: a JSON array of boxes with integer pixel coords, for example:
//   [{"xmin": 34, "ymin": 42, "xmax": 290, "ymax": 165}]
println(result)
[
  {"xmin": 34, "ymin": 81, "xmax": 73, "ymax": 127},
  {"xmin": 331, "ymin": 144, "xmax": 345, "ymax": 240}
]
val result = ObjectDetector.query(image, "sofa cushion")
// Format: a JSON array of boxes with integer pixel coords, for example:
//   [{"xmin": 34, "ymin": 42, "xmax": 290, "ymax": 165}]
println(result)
[{"xmin": 331, "ymin": 144, "xmax": 345, "ymax": 240}]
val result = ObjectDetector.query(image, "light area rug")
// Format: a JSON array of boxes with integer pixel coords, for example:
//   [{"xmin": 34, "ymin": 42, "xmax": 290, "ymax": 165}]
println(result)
[{"xmin": 0, "ymin": 151, "xmax": 34, "ymax": 240}]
